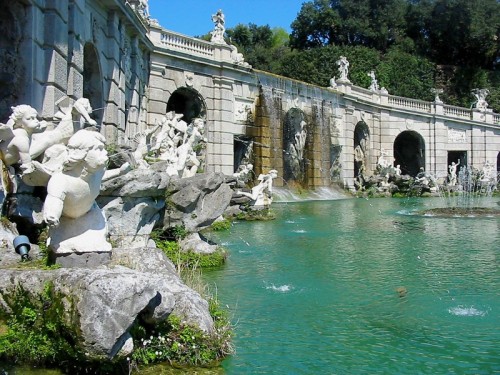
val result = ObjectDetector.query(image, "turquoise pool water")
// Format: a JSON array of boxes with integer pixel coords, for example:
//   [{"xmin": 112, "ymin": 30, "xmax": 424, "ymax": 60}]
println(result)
[{"xmin": 203, "ymin": 197, "xmax": 500, "ymax": 374}]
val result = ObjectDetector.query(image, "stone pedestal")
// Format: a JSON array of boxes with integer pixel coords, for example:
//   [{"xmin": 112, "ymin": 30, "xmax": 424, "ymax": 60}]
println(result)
[{"xmin": 48, "ymin": 203, "xmax": 112, "ymax": 265}]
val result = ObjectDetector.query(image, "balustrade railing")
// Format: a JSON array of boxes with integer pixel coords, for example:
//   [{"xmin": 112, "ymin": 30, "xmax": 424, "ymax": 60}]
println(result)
[
  {"xmin": 388, "ymin": 95, "xmax": 432, "ymax": 113},
  {"xmin": 493, "ymin": 114, "xmax": 500, "ymax": 125},
  {"xmin": 159, "ymin": 31, "xmax": 214, "ymax": 58},
  {"xmin": 444, "ymin": 104, "xmax": 471, "ymax": 119}
]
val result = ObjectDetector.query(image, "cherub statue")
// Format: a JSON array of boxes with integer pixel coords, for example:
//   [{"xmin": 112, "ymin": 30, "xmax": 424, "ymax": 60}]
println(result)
[
  {"xmin": 30, "ymin": 97, "xmax": 97, "ymax": 160},
  {"xmin": 43, "ymin": 129, "xmax": 112, "ymax": 254},
  {"xmin": 0, "ymin": 105, "xmax": 44, "ymax": 193}
]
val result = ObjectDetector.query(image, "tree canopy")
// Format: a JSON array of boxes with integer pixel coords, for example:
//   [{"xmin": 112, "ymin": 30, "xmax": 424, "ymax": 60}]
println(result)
[{"xmin": 223, "ymin": 0, "xmax": 500, "ymax": 111}]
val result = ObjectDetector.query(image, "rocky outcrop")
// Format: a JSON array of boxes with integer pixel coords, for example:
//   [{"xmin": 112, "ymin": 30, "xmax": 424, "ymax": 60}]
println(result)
[
  {"xmin": 98, "ymin": 169, "xmax": 233, "ymax": 247},
  {"xmin": 0, "ymin": 244, "xmax": 214, "ymax": 360},
  {"xmin": 163, "ymin": 172, "xmax": 233, "ymax": 232}
]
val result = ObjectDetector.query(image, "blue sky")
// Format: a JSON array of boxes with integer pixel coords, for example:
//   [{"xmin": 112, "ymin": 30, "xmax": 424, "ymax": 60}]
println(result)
[{"xmin": 148, "ymin": 0, "xmax": 306, "ymax": 37}]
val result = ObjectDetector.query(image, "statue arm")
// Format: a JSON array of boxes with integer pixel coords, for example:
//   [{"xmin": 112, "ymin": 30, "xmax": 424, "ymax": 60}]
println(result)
[
  {"xmin": 73, "ymin": 100, "xmax": 97, "ymax": 126},
  {"xmin": 43, "ymin": 179, "xmax": 66, "ymax": 226}
]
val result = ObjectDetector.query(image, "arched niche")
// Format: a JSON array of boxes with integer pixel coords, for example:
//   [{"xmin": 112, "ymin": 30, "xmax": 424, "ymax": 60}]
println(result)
[
  {"xmin": 0, "ymin": 2, "xmax": 26, "ymax": 122},
  {"xmin": 353, "ymin": 122, "xmax": 370, "ymax": 178},
  {"xmin": 393, "ymin": 130, "xmax": 425, "ymax": 176},
  {"xmin": 283, "ymin": 107, "xmax": 307, "ymax": 183},
  {"xmin": 497, "ymin": 152, "xmax": 500, "ymax": 174},
  {"xmin": 166, "ymin": 87, "xmax": 206, "ymax": 124},
  {"xmin": 83, "ymin": 43, "xmax": 104, "ymax": 124}
]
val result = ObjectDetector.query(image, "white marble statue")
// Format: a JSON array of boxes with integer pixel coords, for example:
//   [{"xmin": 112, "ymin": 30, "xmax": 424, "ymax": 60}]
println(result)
[
  {"xmin": 472, "ymin": 89, "xmax": 490, "ymax": 111},
  {"xmin": 43, "ymin": 129, "xmax": 112, "ymax": 254},
  {"xmin": 394, "ymin": 164, "xmax": 401, "ymax": 176},
  {"xmin": 431, "ymin": 88, "xmax": 444, "ymax": 103},
  {"xmin": 0, "ymin": 105, "xmax": 45, "ymax": 193},
  {"xmin": 368, "ymin": 71, "xmax": 379, "ymax": 92},
  {"xmin": 377, "ymin": 148, "xmax": 391, "ymax": 169},
  {"xmin": 233, "ymin": 163, "xmax": 253, "ymax": 185},
  {"xmin": 481, "ymin": 160, "xmax": 495, "ymax": 182},
  {"xmin": 337, "ymin": 56, "xmax": 350, "ymax": 82},
  {"xmin": 296, "ymin": 120, "xmax": 307, "ymax": 160},
  {"xmin": 210, "ymin": 9, "xmax": 226, "ymax": 44},
  {"xmin": 30, "ymin": 97, "xmax": 97, "ymax": 160},
  {"xmin": 448, "ymin": 160, "xmax": 460, "ymax": 186},
  {"xmin": 328, "ymin": 77, "xmax": 337, "ymax": 89},
  {"xmin": 176, "ymin": 118, "xmax": 205, "ymax": 178},
  {"xmin": 236, "ymin": 169, "xmax": 278, "ymax": 207},
  {"xmin": 131, "ymin": 123, "xmax": 160, "ymax": 169}
]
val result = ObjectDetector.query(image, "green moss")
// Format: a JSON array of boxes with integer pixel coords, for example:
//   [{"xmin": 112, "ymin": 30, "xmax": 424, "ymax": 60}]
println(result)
[
  {"xmin": 210, "ymin": 219, "xmax": 231, "ymax": 232},
  {"xmin": 151, "ymin": 229, "xmax": 227, "ymax": 269},
  {"xmin": 236, "ymin": 209, "xmax": 276, "ymax": 221},
  {"xmin": 131, "ymin": 298, "xmax": 233, "ymax": 368},
  {"xmin": 0, "ymin": 283, "xmax": 127, "ymax": 373},
  {"xmin": 0, "ymin": 283, "xmax": 80, "ymax": 366}
]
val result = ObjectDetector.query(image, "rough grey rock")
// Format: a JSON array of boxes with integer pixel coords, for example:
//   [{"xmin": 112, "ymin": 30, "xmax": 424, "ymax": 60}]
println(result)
[
  {"xmin": 0, "ymin": 246, "xmax": 214, "ymax": 360},
  {"xmin": 98, "ymin": 196, "xmax": 165, "ymax": 248},
  {"xmin": 164, "ymin": 172, "xmax": 233, "ymax": 231},
  {"xmin": 99, "ymin": 161, "xmax": 172, "ymax": 198},
  {"xmin": 179, "ymin": 233, "xmax": 218, "ymax": 254}
]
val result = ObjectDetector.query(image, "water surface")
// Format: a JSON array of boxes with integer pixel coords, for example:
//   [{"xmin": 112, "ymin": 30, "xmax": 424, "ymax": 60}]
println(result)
[{"xmin": 204, "ymin": 197, "xmax": 499, "ymax": 374}]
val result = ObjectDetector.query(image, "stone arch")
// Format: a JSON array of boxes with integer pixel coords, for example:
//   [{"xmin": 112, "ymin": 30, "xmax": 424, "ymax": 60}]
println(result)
[
  {"xmin": 83, "ymin": 43, "xmax": 104, "ymax": 124},
  {"xmin": 283, "ymin": 107, "xmax": 307, "ymax": 183},
  {"xmin": 393, "ymin": 130, "xmax": 425, "ymax": 177},
  {"xmin": 166, "ymin": 87, "xmax": 206, "ymax": 124},
  {"xmin": 353, "ymin": 121, "xmax": 370, "ymax": 178}
]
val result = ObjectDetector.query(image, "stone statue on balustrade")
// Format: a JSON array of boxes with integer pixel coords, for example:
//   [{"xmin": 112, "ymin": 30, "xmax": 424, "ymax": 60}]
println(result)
[
  {"xmin": 471, "ymin": 89, "xmax": 490, "ymax": 111},
  {"xmin": 368, "ymin": 71, "xmax": 379, "ymax": 92},
  {"xmin": 337, "ymin": 56, "xmax": 350, "ymax": 82},
  {"xmin": 236, "ymin": 169, "xmax": 278, "ymax": 207},
  {"xmin": 43, "ymin": 129, "xmax": 112, "ymax": 255},
  {"xmin": 210, "ymin": 9, "xmax": 226, "ymax": 44}
]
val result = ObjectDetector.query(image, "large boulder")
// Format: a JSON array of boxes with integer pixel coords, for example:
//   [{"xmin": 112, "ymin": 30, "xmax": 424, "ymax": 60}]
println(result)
[
  {"xmin": 164, "ymin": 172, "xmax": 233, "ymax": 231},
  {"xmin": 0, "ymin": 246, "xmax": 214, "ymax": 360}
]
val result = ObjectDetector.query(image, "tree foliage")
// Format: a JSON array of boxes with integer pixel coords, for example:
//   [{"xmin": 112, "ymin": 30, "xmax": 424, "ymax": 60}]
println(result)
[{"xmin": 223, "ymin": 0, "xmax": 500, "ymax": 111}]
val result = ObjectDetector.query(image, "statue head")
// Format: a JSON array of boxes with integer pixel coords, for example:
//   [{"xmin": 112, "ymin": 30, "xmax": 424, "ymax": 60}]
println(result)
[
  {"xmin": 64, "ymin": 129, "xmax": 108, "ymax": 172},
  {"xmin": 9, "ymin": 105, "xmax": 40, "ymax": 132}
]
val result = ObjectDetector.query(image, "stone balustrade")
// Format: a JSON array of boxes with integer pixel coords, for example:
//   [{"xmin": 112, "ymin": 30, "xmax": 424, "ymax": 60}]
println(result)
[
  {"xmin": 344, "ymin": 83, "xmax": 498, "ymax": 126},
  {"xmin": 387, "ymin": 95, "xmax": 432, "ymax": 113},
  {"xmin": 150, "ymin": 28, "xmax": 215, "ymax": 58},
  {"xmin": 443, "ymin": 104, "xmax": 471, "ymax": 119}
]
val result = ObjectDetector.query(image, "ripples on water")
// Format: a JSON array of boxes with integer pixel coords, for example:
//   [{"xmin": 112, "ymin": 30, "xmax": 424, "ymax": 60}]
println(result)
[{"xmin": 205, "ymin": 197, "xmax": 500, "ymax": 374}]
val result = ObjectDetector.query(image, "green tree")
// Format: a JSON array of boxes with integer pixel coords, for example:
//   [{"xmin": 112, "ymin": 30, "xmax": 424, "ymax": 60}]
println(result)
[
  {"xmin": 426, "ymin": 0, "xmax": 500, "ymax": 68},
  {"xmin": 290, "ymin": 0, "xmax": 408, "ymax": 51},
  {"xmin": 226, "ymin": 24, "xmax": 292, "ymax": 72},
  {"xmin": 377, "ymin": 47, "xmax": 436, "ymax": 100}
]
